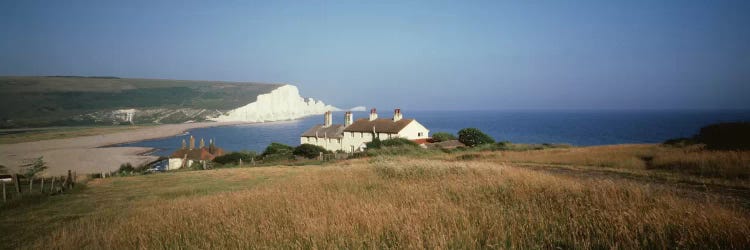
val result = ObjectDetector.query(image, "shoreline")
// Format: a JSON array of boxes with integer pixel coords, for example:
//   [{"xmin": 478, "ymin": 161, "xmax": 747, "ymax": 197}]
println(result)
[{"xmin": 0, "ymin": 121, "xmax": 251, "ymax": 176}]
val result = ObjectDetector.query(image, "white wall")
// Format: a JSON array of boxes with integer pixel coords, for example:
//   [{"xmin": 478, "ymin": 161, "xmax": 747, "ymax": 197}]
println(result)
[
  {"xmin": 300, "ymin": 120, "xmax": 430, "ymax": 153},
  {"xmin": 397, "ymin": 121, "xmax": 430, "ymax": 139},
  {"xmin": 301, "ymin": 137, "xmax": 345, "ymax": 152},
  {"xmin": 168, "ymin": 158, "xmax": 193, "ymax": 170}
]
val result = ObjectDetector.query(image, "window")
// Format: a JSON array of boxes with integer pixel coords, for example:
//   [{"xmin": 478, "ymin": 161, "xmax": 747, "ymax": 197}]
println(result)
[{"xmin": 418, "ymin": 132, "xmax": 423, "ymax": 137}]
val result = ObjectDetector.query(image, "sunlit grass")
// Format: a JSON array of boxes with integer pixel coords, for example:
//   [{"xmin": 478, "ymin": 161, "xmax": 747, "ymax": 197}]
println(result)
[{"xmin": 2, "ymin": 155, "xmax": 748, "ymax": 249}]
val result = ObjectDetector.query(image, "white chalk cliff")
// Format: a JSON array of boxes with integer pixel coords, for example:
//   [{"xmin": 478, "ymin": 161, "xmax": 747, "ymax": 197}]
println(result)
[{"xmin": 210, "ymin": 84, "xmax": 339, "ymax": 122}]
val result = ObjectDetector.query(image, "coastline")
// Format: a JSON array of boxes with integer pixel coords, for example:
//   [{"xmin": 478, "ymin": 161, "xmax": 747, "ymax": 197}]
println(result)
[{"xmin": 0, "ymin": 121, "xmax": 250, "ymax": 176}]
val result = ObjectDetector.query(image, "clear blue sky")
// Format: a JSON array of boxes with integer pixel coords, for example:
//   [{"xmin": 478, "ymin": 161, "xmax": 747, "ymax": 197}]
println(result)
[{"xmin": 1, "ymin": 0, "xmax": 748, "ymax": 110}]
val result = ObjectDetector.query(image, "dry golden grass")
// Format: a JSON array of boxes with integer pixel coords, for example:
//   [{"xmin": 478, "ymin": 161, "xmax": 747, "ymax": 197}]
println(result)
[
  {"xmin": 454, "ymin": 144, "xmax": 750, "ymax": 184},
  {"xmin": 2, "ymin": 156, "xmax": 746, "ymax": 249},
  {"xmin": 650, "ymin": 149, "xmax": 750, "ymax": 179}
]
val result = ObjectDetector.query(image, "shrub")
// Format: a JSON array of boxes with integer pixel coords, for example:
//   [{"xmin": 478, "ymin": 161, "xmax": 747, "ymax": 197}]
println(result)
[
  {"xmin": 118, "ymin": 163, "xmax": 135, "ymax": 173},
  {"xmin": 293, "ymin": 144, "xmax": 330, "ymax": 159},
  {"xmin": 20, "ymin": 156, "xmax": 47, "ymax": 178},
  {"xmin": 380, "ymin": 138, "xmax": 419, "ymax": 147},
  {"xmin": 694, "ymin": 122, "xmax": 750, "ymax": 150},
  {"xmin": 213, "ymin": 151, "xmax": 257, "ymax": 165},
  {"xmin": 432, "ymin": 132, "xmax": 457, "ymax": 142},
  {"xmin": 262, "ymin": 142, "xmax": 293, "ymax": 156},
  {"xmin": 366, "ymin": 138, "xmax": 383, "ymax": 149},
  {"xmin": 458, "ymin": 128, "xmax": 495, "ymax": 147}
]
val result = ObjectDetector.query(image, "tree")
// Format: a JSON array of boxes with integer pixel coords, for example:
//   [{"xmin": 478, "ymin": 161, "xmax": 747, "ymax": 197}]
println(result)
[
  {"xmin": 458, "ymin": 128, "xmax": 495, "ymax": 147},
  {"xmin": 431, "ymin": 132, "xmax": 457, "ymax": 142},
  {"xmin": 19, "ymin": 156, "xmax": 48, "ymax": 191},
  {"xmin": 262, "ymin": 143, "xmax": 294, "ymax": 156},
  {"xmin": 293, "ymin": 144, "xmax": 330, "ymax": 159}
]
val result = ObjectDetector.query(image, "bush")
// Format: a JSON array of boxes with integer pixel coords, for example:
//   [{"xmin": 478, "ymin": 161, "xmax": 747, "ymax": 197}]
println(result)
[
  {"xmin": 262, "ymin": 142, "xmax": 294, "ymax": 156},
  {"xmin": 458, "ymin": 128, "xmax": 495, "ymax": 147},
  {"xmin": 118, "ymin": 163, "xmax": 135, "ymax": 173},
  {"xmin": 213, "ymin": 151, "xmax": 257, "ymax": 165},
  {"xmin": 367, "ymin": 137, "xmax": 419, "ymax": 150},
  {"xmin": 293, "ymin": 144, "xmax": 330, "ymax": 159},
  {"xmin": 432, "ymin": 132, "xmax": 457, "ymax": 142},
  {"xmin": 694, "ymin": 122, "xmax": 750, "ymax": 150}
]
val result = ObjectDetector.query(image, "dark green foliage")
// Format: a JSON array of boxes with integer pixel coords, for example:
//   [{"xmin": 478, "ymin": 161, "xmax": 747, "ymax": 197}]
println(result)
[
  {"xmin": 213, "ymin": 151, "xmax": 258, "ymax": 165},
  {"xmin": 694, "ymin": 122, "xmax": 750, "ymax": 150},
  {"xmin": 431, "ymin": 132, "xmax": 457, "ymax": 142},
  {"xmin": 293, "ymin": 144, "xmax": 331, "ymax": 159},
  {"xmin": 366, "ymin": 138, "xmax": 383, "ymax": 149},
  {"xmin": 457, "ymin": 128, "xmax": 495, "ymax": 147},
  {"xmin": 118, "ymin": 163, "xmax": 135, "ymax": 173},
  {"xmin": 367, "ymin": 138, "xmax": 418, "ymax": 149},
  {"xmin": 0, "ymin": 76, "xmax": 282, "ymax": 128},
  {"xmin": 262, "ymin": 143, "xmax": 294, "ymax": 156},
  {"xmin": 19, "ymin": 156, "xmax": 47, "ymax": 178}
]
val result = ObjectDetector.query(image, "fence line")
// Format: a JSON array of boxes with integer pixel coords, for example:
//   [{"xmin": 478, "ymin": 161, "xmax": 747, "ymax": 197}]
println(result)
[{"xmin": 1, "ymin": 170, "xmax": 77, "ymax": 203}]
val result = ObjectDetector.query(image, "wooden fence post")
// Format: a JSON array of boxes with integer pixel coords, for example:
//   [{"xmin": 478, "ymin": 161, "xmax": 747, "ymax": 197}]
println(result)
[
  {"xmin": 67, "ymin": 170, "xmax": 73, "ymax": 189},
  {"xmin": 2, "ymin": 181, "xmax": 6, "ymax": 202},
  {"xmin": 41, "ymin": 178, "xmax": 44, "ymax": 193},
  {"xmin": 14, "ymin": 174, "xmax": 21, "ymax": 195},
  {"xmin": 29, "ymin": 176, "xmax": 33, "ymax": 192},
  {"xmin": 50, "ymin": 177, "xmax": 55, "ymax": 193}
]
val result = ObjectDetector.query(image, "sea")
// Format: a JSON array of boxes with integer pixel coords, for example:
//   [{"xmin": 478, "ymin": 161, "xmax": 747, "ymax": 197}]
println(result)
[{"xmin": 120, "ymin": 110, "xmax": 750, "ymax": 157}]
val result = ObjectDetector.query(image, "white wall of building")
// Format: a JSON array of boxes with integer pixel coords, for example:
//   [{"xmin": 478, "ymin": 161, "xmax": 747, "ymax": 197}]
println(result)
[
  {"xmin": 168, "ymin": 158, "xmax": 193, "ymax": 170},
  {"xmin": 397, "ymin": 121, "xmax": 430, "ymax": 139},
  {"xmin": 300, "ymin": 120, "xmax": 430, "ymax": 153},
  {"xmin": 300, "ymin": 137, "xmax": 345, "ymax": 152}
]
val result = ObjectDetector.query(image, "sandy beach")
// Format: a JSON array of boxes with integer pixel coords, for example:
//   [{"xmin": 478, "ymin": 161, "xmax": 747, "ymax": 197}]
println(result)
[{"xmin": 0, "ymin": 122, "xmax": 245, "ymax": 176}]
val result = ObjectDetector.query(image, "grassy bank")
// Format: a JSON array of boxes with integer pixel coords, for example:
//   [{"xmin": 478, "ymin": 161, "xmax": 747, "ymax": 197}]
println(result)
[
  {"xmin": 1, "ymin": 149, "xmax": 749, "ymax": 249},
  {"xmin": 0, "ymin": 125, "xmax": 153, "ymax": 144}
]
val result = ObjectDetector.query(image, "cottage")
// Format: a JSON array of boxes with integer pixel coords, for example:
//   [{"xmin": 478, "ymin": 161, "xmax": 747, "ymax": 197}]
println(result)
[
  {"xmin": 300, "ymin": 109, "xmax": 430, "ymax": 152},
  {"xmin": 168, "ymin": 136, "xmax": 224, "ymax": 170}
]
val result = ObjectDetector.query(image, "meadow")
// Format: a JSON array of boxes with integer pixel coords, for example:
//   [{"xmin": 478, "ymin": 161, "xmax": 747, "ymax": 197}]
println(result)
[{"xmin": 1, "ymin": 144, "xmax": 749, "ymax": 249}]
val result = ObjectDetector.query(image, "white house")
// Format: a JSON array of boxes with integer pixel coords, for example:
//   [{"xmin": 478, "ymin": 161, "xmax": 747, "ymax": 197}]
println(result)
[{"xmin": 300, "ymin": 109, "xmax": 430, "ymax": 152}]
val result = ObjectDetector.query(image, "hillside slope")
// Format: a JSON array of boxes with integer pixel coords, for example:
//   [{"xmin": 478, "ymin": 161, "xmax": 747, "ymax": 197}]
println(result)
[{"xmin": 0, "ymin": 76, "xmax": 334, "ymax": 128}]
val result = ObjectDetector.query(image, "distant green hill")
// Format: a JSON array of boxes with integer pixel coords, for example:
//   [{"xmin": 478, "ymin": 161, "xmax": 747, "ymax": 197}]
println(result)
[{"xmin": 0, "ymin": 76, "xmax": 283, "ymax": 128}]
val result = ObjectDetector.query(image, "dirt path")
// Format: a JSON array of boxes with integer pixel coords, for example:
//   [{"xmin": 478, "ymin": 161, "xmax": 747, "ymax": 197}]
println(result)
[{"xmin": 511, "ymin": 162, "xmax": 750, "ymax": 208}]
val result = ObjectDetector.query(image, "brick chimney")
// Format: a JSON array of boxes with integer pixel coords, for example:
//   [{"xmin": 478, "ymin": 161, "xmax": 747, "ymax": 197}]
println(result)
[
  {"xmin": 393, "ymin": 108, "xmax": 403, "ymax": 122},
  {"xmin": 324, "ymin": 111, "xmax": 332, "ymax": 127},
  {"xmin": 369, "ymin": 108, "xmax": 378, "ymax": 121},
  {"xmin": 344, "ymin": 111, "xmax": 353, "ymax": 126}
]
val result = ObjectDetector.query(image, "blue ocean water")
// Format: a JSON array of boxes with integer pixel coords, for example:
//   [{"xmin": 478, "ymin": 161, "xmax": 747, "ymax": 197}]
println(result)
[{"xmin": 120, "ymin": 110, "xmax": 750, "ymax": 157}]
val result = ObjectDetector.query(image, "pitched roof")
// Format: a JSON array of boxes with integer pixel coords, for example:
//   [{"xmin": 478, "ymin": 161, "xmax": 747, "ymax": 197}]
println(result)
[
  {"xmin": 300, "ymin": 124, "xmax": 345, "ymax": 138},
  {"xmin": 170, "ymin": 147, "xmax": 224, "ymax": 161},
  {"xmin": 343, "ymin": 118, "xmax": 414, "ymax": 133}
]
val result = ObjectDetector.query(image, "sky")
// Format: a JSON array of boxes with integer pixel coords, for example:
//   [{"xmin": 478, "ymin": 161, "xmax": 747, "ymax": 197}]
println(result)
[{"xmin": 1, "ymin": 0, "xmax": 749, "ymax": 110}]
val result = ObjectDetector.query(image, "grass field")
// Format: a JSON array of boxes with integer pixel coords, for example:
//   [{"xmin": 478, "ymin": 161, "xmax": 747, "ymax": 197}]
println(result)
[
  {"xmin": 0, "ymin": 125, "xmax": 153, "ymax": 144},
  {"xmin": 1, "ymin": 144, "xmax": 749, "ymax": 249}
]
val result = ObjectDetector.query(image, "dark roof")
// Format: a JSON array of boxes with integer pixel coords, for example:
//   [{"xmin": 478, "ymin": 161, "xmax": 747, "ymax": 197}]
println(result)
[
  {"xmin": 300, "ymin": 124, "xmax": 345, "ymax": 138},
  {"xmin": 343, "ymin": 118, "xmax": 414, "ymax": 133}
]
